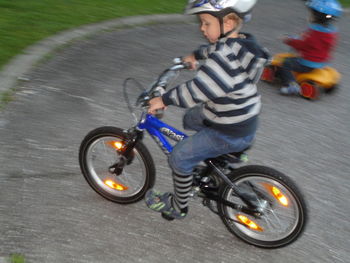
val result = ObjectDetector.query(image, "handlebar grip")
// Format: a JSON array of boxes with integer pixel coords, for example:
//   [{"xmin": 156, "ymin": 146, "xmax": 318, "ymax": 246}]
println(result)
[
  {"xmin": 173, "ymin": 57, "xmax": 191, "ymax": 69},
  {"xmin": 154, "ymin": 108, "xmax": 164, "ymax": 119},
  {"xmin": 153, "ymin": 86, "xmax": 166, "ymax": 96},
  {"xmin": 148, "ymin": 89, "xmax": 165, "ymax": 119},
  {"xmin": 183, "ymin": 62, "xmax": 192, "ymax": 70}
]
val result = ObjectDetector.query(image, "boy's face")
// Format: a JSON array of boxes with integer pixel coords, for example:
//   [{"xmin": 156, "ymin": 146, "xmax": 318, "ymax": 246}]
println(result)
[{"xmin": 198, "ymin": 13, "xmax": 221, "ymax": 43}]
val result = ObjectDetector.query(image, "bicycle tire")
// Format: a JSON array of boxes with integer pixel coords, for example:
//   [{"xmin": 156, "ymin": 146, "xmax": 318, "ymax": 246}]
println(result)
[
  {"xmin": 218, "ymin": 165, "xmax": 307, "ymax": 248},
  {"xmin": 79, "ymin": 126, "xmax": 155, "ymax": 204}
]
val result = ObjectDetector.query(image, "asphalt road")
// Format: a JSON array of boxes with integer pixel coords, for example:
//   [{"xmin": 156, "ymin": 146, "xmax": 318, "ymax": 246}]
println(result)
[{"xmin": 0, "ymin": 0, "xmax": 349, "ymax": 262}]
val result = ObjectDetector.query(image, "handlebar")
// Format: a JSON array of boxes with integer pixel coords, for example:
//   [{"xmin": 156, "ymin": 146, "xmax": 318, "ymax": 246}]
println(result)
[
  {"xmin": 147, "ymin": 57, "xmax": 190, "ymax": 119},
  {"xmin": 151, "ymin": 57, "xmax": 190, "ymax": 92},
  {"xmin": 124, "ymin": 57, "xmax": 190, "ymax": 120}
]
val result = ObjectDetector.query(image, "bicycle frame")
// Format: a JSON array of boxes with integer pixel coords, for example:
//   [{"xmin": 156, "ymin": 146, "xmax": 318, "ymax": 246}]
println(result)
[{"xmin": 137, "ymin": 112, "xmax": 187, "ymax": 155}]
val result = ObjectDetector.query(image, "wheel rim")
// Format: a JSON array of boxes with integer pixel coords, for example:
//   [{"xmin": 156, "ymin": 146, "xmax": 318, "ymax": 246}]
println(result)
[
  {"xmin": 223, "ymin": 175, "xmax": 302, "ymax": 243},
  {"xmin": 86, "ymin": 136, "xmax": 147, "ymax": 198}
]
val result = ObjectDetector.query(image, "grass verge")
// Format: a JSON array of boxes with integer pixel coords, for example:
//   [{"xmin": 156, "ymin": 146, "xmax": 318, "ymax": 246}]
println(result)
[
  {"xmin": 0, "ymin": 0, "xmax": 186, "ymax": 70},
  {"xmin": 340, "ymin": 0, "xmax": 350, "ymax": 7},
  {"xmin": 0, "ymin": 89, "xmax": 15, "ymax": 110}
]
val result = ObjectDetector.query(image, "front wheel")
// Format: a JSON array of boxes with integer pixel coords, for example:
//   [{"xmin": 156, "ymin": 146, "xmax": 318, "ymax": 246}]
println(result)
[
  {"xmin": 79, "ymin": 126, "xmax": 155, "ymax": 204},
  {"xmin": 218, "ymin": 165, "xmax": 307, "ymax": 248},
  {"xmin": 299, "ymin": 81, "xmax": 321, "ymax": 100}
]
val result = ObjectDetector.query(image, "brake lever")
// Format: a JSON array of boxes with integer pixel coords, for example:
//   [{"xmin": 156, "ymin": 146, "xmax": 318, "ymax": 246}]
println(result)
[{"xmin": 135, "ymin": 90, "xmax": 149, "ymax": 107}]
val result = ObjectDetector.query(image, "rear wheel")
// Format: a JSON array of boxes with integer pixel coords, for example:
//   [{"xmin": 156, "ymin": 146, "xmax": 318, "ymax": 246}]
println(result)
[
  {"xmin": 261, "ymin": 66, "xmax": 276, "ymax": 82},
  {"xmin": 218, "ymin": 165, "xmax": 307, "ymax": 248},
  {"xmin": 79, "ymin": 126, "xmax": 155, "ymax": 203}
]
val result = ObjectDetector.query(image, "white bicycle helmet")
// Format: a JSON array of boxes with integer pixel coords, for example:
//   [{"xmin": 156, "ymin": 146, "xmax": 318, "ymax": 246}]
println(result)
[
  {"xmin": 185, "ymin": 0, "xmax": 257, "ymax": 38},
  {"xmin": 185, "ymin": 0, "xmax": 257, "ymax": 20}
]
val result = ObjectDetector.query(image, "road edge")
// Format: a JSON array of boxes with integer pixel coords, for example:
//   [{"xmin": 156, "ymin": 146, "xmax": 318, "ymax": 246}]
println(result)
[{"xmin": 0, "ymin": 14, "xmax": 194, "ymax": 95}]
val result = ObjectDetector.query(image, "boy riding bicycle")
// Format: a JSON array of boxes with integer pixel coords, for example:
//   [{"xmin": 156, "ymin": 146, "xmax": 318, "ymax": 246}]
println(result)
[{"xmin": 145, "ymin": 0, "xmax": 269, "ymax": 220}]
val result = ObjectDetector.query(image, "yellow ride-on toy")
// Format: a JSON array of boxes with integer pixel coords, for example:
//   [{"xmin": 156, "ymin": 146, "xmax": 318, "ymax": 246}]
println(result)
[{"xmin": 261, "ymin": 53, "xmax": 341, "ymax": 100}]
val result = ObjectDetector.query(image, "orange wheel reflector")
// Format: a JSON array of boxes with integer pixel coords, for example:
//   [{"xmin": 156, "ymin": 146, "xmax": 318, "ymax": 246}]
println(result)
[
  {"xmin": 272, "ymin": 186, "xmax": 288, "ymax": 206},
  {"xmin": 104, "ymin": 180, "xmax": 128, "ymax": 191},
  {"xmin": 236, "ymin": 215, "xmax": 263, "ymax": 231},
  {"xmin": 107, "ymin": 140, "xmax": 124, "ymax": 150}
]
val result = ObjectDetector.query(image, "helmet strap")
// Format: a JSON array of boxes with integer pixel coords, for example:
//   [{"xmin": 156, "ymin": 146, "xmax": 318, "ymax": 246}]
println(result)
[
  {"xmin": 219, "ymin": 17, "xmax": 226, "ymax": 38},
  {"xmin": 218, "ymin": 16, "xmax": 242, "ymax": 39}
]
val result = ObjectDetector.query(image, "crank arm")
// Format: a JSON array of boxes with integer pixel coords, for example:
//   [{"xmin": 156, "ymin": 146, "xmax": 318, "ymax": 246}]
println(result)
[
  {"xmin": 207, "ymin": 160, "xmax": 261, "ymax": 209},
  {"xmin": 200, "ymin": 191, "xmax": 258, "ymax": 215}
]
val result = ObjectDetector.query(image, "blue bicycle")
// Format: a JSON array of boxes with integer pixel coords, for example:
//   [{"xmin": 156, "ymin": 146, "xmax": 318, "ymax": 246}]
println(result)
[{"xmin": 79, "ymin": 58, "xmax": 307, "ymax": 248}]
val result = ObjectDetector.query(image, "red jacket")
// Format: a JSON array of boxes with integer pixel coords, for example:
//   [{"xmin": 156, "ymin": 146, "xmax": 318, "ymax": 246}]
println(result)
[{"xmin": 284, "ymin": 24, "xmax": 338, "ymax": 63}]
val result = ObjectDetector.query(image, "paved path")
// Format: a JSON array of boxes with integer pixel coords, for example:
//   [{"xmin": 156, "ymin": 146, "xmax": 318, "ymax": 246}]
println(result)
[{"xmin": 0, "ymin": 1, "xmax": 349, "ymax": 262}]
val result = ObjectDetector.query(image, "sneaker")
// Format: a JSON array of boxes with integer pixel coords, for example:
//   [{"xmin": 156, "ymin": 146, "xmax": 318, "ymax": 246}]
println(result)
[
  {"xmin": 280, "ymin": 82, "xmax": 300, "ymax": 95},
  {"xmin": 145, "ymin": 189, "xmax": 187, "ymax": 220}
]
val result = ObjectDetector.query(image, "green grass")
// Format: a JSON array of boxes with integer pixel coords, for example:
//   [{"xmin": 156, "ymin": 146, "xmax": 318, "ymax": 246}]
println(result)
[
  {"xmin": 340, "ymin": 0, "xmax": 350, "ymax": 7},
  {"xmin": 0, "ymin": 88, "xmax": 15, "ymax": 109},
  {"xmin": 0, "ymin": 0, "xmax": 186, "ymax": 70},
  {"xmin": 10, "ymin": 254, "xmax": 25, "ymax": 263}
]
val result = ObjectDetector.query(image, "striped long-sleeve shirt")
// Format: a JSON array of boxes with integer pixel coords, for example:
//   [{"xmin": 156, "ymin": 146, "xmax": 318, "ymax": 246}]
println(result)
[{"xmin": 162, "ymin": 33, "xmax": 269, "ymax": 136}]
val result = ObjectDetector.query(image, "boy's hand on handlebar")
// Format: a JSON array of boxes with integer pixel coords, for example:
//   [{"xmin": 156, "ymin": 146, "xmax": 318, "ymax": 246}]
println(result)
[
  {"xmin": 183, "ymin": 54, "xmax": 198, "ymax": 70},
  {"xmin": 148, "ymin": 97, "xmax": 167, "ymax": 115}
]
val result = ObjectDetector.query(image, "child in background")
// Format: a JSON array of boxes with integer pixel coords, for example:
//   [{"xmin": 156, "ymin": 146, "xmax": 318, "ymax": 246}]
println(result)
[
  {"xmin": 145, "ymin": 0, "xmax": 269, "ymax": 220},
  {"xmin": 279, "ymin": 0, "xmax": 342, "ymax": 95}
]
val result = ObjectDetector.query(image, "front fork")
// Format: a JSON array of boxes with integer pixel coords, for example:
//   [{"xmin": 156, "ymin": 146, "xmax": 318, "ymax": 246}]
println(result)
[{"xmin": 108, "ymin": 128, "xmax": 143, "ymax": 175}]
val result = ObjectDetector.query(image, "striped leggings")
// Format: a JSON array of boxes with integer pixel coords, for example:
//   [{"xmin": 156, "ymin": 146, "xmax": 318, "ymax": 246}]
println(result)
[{"xmin": 172, "ymin": 172, "xmax": 193, "ymax": 211}]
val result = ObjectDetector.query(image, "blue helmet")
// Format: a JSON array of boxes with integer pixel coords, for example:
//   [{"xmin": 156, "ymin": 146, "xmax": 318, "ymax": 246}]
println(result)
[{"xmin": 306, "ymin": 0, "xmax": 343, "ymax": 17}]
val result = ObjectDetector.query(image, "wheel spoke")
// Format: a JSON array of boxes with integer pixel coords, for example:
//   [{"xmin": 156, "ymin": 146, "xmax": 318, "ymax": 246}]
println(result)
[
  {"xmin": 87, "ymin": 136, "xmax": 145, "ymax": 197},
  {"xmin": 79, "ymin": 127, "xmax": 155, "ymax": 203},
  {"xmin": 102, "ymin": 139, "xmax": 116, "ymax": 166},
  {"xmin": 218, "ymin": 165, "xmax": 306, "ymax": 248}
]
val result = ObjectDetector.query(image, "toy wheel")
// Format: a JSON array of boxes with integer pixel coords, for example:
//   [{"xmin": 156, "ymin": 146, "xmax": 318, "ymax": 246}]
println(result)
[
  {"xmin": 299, "ymin": 81, "xmax": 321, "ymax": 100},
  {"xmin": 261, "ymin": 66, "xmax": 275, "ymax": 82}
]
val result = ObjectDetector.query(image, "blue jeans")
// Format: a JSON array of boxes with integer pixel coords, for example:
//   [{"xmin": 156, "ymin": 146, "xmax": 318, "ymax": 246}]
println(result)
[
  {"xmin": 168, "ymin": 106, "xmax": 255, "ymax": 175},
  {"xmin": 279, "ymin": 58, "xmax": 313, "ymax": 86}
]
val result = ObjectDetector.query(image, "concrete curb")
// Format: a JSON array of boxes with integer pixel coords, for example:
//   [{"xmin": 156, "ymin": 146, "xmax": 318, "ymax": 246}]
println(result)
[{"xmin": 0, "ymin": 14, "xmax": 194, "ymax": 94}]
